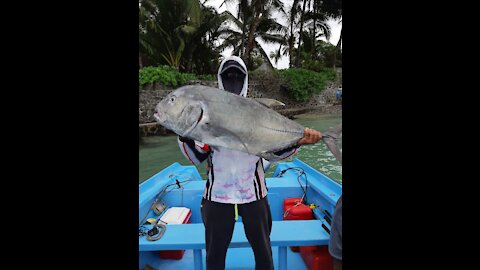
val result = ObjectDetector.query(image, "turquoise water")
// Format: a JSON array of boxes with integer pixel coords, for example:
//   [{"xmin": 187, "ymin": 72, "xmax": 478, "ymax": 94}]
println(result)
[{"xmin": 139, "ymin": 113, "xmax": 342, "ymax": 184}]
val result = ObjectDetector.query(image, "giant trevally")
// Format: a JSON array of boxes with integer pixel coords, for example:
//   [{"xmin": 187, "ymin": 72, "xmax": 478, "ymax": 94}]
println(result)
[{"xmin": 154, "ymin": 85, "xmax": 341, "ymax": 161}]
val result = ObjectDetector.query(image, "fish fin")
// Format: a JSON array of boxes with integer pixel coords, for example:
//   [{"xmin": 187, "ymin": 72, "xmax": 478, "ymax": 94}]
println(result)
[
  {"xmin": 323, "ymin": 137, "xmax": 342, "ymax": 165},
  {"xmin": 323, "ymin": 124, "xmax": 342, "ymax": 140},
  {"xmin": 211, "ymin": 125, "xmax": 251, "ymax": 154},
  {"xmin": 322, "ymin": 124, "xmax": 342, "ymax": 164},
  {"xmin": 254, "ymin": 98, "xmax": 285, "ymax": 108}
]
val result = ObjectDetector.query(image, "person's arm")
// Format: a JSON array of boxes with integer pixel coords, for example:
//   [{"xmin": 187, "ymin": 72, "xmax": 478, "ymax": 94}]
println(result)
[
  {"xmin": 177, "ymin": 136, "xmax": 210, "ymax": 165},
  {"xmin": 267, "ymin": 128, "xmax": 322, "ymax": 161}
]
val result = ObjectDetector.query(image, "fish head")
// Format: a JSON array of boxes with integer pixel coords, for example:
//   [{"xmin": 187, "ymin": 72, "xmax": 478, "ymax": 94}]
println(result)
[{"xmin": 154, "ymin": 87, "xmax": 205, "ymax": 137}]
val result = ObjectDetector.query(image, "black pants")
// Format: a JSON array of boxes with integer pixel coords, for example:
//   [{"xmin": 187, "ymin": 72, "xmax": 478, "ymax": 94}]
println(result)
[{"xmin": 200, "ymin": 197, "xmax": 273, "ymax": 270}]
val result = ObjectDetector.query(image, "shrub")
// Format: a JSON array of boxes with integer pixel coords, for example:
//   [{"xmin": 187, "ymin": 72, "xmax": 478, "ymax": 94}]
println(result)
[
  {"xmin": 276, "ymin": 68, "xmax": 336, "ymax": 101},
  {"xmin": 139, "ymin": 65, "xmax": 215, "ymax": 89}
]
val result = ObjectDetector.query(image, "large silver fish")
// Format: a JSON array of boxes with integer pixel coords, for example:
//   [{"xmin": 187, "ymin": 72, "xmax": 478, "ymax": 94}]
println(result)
[{"xmin": 154, "ymin": 85, "xmax": 341, "ymax": 161}]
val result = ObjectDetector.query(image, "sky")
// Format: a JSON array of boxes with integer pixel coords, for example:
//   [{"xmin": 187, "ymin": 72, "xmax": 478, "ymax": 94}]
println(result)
[{"xmin": 205, "ymin": 0, "xmax": 342, "ymax": 69}]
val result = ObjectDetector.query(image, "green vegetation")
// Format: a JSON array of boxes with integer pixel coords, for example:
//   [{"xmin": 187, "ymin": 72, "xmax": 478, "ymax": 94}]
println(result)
[
  {"xmin": 139, "ymin": 0, "xmax": 342, "ymax": 99},
  {"xmin": 139, "ymin": 0, "xmax": 225, "ymax": 74},
  {"xmin": 139, "ymin": 66, "xmax": 215, "ymax": 88},
  {"xmin": 140, "ymin": 65, "xmax": 336, "ymax": 104},
  {"xmin": 139, "ymin": 0, "xmax": 342, "ymax": 74},
  {"xmin": 277, "ymin": 68, "xmax": 336, "ymax": 101},
  {"xmin": 250, "ymin": 68, "xmax": 337, "ymax": 102}
]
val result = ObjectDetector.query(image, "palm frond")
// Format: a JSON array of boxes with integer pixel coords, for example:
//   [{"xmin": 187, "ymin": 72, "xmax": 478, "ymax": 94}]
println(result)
[{"xmin": 258, "ymin": 33, "xmax": 287, "ymax": 45}]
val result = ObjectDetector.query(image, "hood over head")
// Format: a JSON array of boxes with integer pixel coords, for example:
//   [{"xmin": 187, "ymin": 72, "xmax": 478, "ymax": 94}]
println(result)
[{"xmin": 217, "ymin": 56, "xmax": 248, "ymax": 97}]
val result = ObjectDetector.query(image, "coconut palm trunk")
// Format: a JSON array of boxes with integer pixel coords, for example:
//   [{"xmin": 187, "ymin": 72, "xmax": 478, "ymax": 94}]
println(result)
[{"xmin": 295, "ymin": 0, "xmax": 308, "ymax": 67}]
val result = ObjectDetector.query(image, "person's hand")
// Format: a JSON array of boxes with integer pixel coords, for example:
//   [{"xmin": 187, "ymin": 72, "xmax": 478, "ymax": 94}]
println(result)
[{"xmin": 297, "ymin": 128, "xmax": 322, "ymax": 145}]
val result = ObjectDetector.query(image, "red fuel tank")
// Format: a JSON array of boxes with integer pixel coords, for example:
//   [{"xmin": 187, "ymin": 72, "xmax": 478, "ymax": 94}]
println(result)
[{"xmin": 283, "ymin": 198, "xmax": 313, "ymax": 252}]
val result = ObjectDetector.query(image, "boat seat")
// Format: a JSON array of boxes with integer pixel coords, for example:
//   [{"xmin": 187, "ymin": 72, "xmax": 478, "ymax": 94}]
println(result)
[{"xmin": 139, "ymin": 220, "xmax": 330, "ymax": 270}]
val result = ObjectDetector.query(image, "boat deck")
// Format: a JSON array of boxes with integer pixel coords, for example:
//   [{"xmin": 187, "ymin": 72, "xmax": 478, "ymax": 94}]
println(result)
[
  {"xmin": 139, "ymin": 159, "xmax": 341, "ymax": 270},
  {"xmin": 143, "ymin": 247, "xmax": 308, "ymax": 270}
]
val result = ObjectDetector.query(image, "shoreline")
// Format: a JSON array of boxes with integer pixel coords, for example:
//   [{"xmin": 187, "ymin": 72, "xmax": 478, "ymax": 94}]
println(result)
[{"xmin": 293, "ymin": 111, "xmax": 342, "ymax": 119}]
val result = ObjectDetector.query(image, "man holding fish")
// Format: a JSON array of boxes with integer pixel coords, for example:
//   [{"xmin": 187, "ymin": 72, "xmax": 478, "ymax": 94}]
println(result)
[{"xmin": 163, "ymin": 56, "xmax": 321, "ymax": 270}]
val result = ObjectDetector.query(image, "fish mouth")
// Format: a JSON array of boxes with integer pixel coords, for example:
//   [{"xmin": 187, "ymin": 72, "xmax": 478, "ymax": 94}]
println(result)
[{"xmin": 153, "ymin": 111, "xmax": 166, "ymax": 123}]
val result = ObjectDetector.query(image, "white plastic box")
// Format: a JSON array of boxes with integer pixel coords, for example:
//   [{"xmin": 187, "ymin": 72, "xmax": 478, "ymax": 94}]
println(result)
[
  {"xmin": 159, "ymin": 207, "xmax": 191, "ymax": 224},
  {"xmin": 159, "ymin": 207, "xmax": 192, "ymax": 260}
]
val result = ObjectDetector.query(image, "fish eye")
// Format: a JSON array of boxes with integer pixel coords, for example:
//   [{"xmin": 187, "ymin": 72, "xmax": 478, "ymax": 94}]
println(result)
[{"xmin": 170, "ymin": 96, "xmax": 176, "ymax": 102}]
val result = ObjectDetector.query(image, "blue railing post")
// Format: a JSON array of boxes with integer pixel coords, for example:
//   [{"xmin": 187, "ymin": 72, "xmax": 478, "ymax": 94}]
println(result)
[
  {"xmin": 194, "ymin": 249, "xmax": 203, "ymax": 270},
  {"xmin": 278, "ymin": 246, "xmax": 287, "ymax": 270}
]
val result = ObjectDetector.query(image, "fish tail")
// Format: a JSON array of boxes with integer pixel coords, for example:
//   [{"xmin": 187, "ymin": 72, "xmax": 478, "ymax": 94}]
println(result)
[{"xmin": 322, "ymin": 124, "xmax": 342, "ymax": 164}]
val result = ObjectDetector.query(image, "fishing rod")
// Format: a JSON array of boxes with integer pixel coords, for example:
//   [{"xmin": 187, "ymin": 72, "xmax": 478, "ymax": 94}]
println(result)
[
  {"xmin": 312, "ymin": 204, "xmax": 333, "ymax": 223},
  {"xmin": 318, "ymin": 216, "xmax": 331, "ymax": 234}
]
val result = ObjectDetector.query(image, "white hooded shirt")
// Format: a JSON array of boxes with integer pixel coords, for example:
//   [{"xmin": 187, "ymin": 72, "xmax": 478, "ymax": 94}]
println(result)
[{"xmin": 177, "ymin": 56, "xmax": 299, "ymax": 204}]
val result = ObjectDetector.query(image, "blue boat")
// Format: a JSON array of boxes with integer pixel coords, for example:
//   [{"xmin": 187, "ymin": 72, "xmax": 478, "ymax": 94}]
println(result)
[{"xmin": 139, "ymin": 158, "xmax": 342, "ymax": 270}]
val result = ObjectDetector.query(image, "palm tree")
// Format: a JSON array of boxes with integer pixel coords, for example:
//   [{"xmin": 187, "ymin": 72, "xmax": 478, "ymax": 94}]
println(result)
[
  {"xmin": 244, "ymin": 0, "xmax": 286, "ymax": 67},
  {"xmin": 139, "ymin": 0, "xmax": 158, "ymax": 67},
  {"xmin": 295, "ymin": 0, "xmax": 309, "ymax": 67},
  {"xmin": 183, "ymin": 5, "xmax": 228, "ymax": 74},
  {"xmin": 300, "ymin": 31, "xmax": 338, "ymax": 69},
  {"xmin": 219, "ymin": 4, "xmax": 287, "ymax": 69},
  {"xmin": 309, "ymin": 0, "xmax": 331, "ymax": 51},
  {"xmin": 280, "ymin": 0, "xmax": 332, "ymax": 68},
  {"xmin": 320, "ymin": 0, "xmax": 342, "ymax": 68},
  {"xmin": 139, "ymin": 0, "xmax": 201, "ymax": 69},
  {"xmin": 282, "ymin": 0, "xmax": 341, "ymax": 69},
  {"xmin": 220, "ymin": 0, "xmax": 286, "ymax": 67},
  {"xmin": 288, "ymin": 0, "xmax": 300, "ymax": 66},
  {"xmin": 304, "ymin": 8, "xmax": 331, "ymax": 53},
  {"xmin": 333, "ymin": 19, "xmax": 342, "ymax": 69}
]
